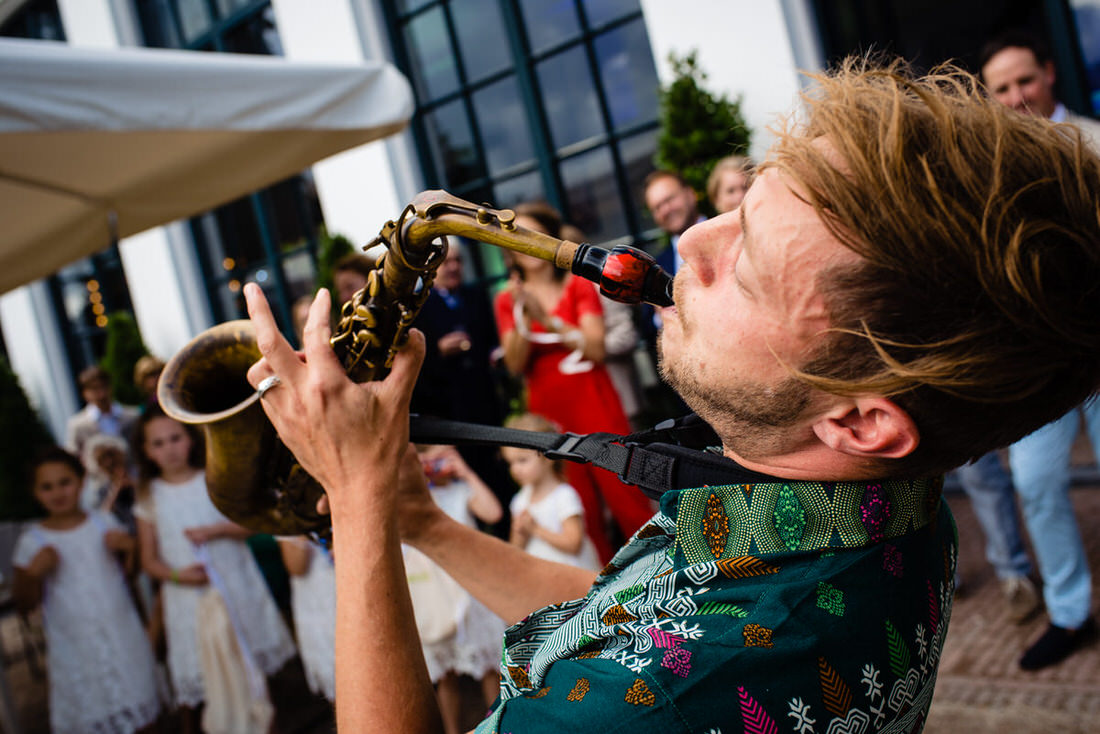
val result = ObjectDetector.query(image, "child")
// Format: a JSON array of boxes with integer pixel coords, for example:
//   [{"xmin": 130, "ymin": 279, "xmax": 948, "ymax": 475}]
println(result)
[
  {"xmin": 277, "ymin": 535, "xmax": 335, "ymax": 702},
  {"xmin": 411, "ymin": 444, "xmax": 506, "ymax": 734},
  {"xmin": 503, "ymin": 413, "xmax": 601, "ymax": 571},
  {"xmin": 132, "ymin": 406, "xmax": 295, "ymax": 734},
  {"xmin": 11, "ymin": 447, "xmax": 161, "ymax": 734}
]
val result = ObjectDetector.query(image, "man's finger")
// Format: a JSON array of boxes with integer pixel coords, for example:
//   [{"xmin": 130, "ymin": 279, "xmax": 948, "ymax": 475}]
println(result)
[
  {"xmin": 245, "ymin": 283, "xmax": 302, "ymax": 385},
  {"xmin": 300, "ymin": 288, "xmax": 345, "ymax": 374},
  {"xmin": 385, "ymin": 329, "xmax": 427, "ymax": 408}
]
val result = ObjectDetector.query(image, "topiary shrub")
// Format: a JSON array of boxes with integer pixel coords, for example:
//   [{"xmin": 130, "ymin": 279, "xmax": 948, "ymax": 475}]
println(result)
[
  {"xmin": 0, "ymin": 356, "xmax": 55, "ymax": 520},
  {"xmin": 655, "ymin": 50, "xmax": 752, "ymax": 215}
]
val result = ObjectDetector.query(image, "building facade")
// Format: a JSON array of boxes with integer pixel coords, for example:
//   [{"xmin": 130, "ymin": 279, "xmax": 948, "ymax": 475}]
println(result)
[{"xmin": 1, "ymin": 0, "xmax": 1096, "ymax": 441}]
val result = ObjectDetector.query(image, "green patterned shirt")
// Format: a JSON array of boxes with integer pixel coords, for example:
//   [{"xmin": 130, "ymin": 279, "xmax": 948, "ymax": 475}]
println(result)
[{"xmin": 476, "ymin": 473, "xmax": 957, "ymax": 733}]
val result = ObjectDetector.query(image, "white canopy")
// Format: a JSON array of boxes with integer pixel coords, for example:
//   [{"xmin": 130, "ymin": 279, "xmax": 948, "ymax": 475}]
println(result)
[{"xmin": 0, "ymin": 38, "xmax": 413, "ymax": 295}]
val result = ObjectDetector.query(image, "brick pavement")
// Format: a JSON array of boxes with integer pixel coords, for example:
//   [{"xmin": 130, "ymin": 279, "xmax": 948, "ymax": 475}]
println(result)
[{"xmin": 926, "ymin": 486, "xmax": 1100, "ymax": 734}]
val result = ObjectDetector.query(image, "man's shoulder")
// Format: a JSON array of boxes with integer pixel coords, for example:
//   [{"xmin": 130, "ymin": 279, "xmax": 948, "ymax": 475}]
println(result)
[{"xmin": 1064, "ymin": 110, "xmax": 1100, "ymax": 153}]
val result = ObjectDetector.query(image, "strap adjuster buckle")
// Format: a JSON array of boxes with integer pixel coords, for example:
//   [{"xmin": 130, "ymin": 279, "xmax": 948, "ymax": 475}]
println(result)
[{"xmin": 544, "ymin": 432, "xmax": 587, "ymax": 463}]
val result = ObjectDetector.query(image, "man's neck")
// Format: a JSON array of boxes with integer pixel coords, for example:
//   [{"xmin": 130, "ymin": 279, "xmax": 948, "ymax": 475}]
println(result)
[{"xmin": 723, "ymin": 442, "xmax": 895, "ymax": 482}]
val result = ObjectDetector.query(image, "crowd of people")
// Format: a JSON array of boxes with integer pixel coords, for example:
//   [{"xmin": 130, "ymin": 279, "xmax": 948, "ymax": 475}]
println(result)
[{"xmin": 8, "ymin": 26, "xmax": 1100, "ymax": 734}]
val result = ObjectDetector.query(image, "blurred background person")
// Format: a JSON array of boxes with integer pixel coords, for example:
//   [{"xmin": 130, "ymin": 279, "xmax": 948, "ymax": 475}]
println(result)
[
  {"xmin": 561, "ymin": 223, "xmax": 647, "ymax": 431},
  {"xmin": 132, "ymin": 355, "xmax": 166, "ymax": 413},
  {"xmin": 411, "ymin": 241, "xmax": 513, "ymax": 534},
  {"xmin": 495, "ymin": 201, "xmax": 655, "ymax": 560},
  {"xmin": 980, "ymin": 28, "xmax": 1099, "ymax": 670},
  {"xmin": 65, "ymin": 365, "xmax": 139, "ymax": 460},
  {"xmin": 706, "ymin": 154, "xmax": 755, "ymax": 214},
  {"xmin": 332, "ymin": 252, "xmax": 375, "ymax": 309},
  {"xmin": 642, "ymin": 170, "xmax": 703, "ymax": 276}
]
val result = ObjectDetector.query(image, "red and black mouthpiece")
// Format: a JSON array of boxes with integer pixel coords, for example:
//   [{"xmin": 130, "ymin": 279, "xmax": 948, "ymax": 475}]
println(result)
[{"xmin": 570, "ymin": 243, "xmax": 674, "ymax": 307}]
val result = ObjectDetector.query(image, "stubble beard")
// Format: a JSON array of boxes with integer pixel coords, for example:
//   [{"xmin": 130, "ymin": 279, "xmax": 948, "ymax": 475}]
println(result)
[{"xmin": 657, "ymin": 327, "xmax": 813, "ymax": 459}]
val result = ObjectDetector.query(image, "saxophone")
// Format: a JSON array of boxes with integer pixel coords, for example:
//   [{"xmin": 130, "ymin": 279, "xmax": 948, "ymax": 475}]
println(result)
[{"xmin": 158, "ymin": 190, "xmax": 673, "ymax": 535}]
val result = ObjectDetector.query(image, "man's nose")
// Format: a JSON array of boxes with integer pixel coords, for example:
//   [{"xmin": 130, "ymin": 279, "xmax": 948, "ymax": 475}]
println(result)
[
  {"xmin": 676, "ymin": 216, "xmax": 729, "ymax": 285},
  {"xmin": 1005, "ymin": 85, "xmax": 1027, "ymax": 110}
]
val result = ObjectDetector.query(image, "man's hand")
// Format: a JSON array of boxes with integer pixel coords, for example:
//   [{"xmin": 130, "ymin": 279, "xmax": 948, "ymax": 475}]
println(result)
[
  {"xmin": 437, "ymin": 330, "xmax": 472, "ymax": 357},
  {"xmin": 244, "ymin": 284, "xmax": 426, "ymax": 522}
]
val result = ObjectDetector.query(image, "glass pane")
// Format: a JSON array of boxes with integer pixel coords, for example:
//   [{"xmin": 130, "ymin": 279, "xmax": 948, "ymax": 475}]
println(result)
[
  {"xmin": 618, "ymin": 128, "xmax": 658, "ymax": 233},
  {"xmin": 425, "ymin": 99, "xmax": 486, "ymax": 186},
  {"xmin": 135, "ymin": 0, "xmax": 182, "ymax": 48},
  {"xmin": 222, "ymin": 6, "xmax": 283, "ymax": 56},
  {"xmin": 1071, "ymin": 0, "xmax": 1100, "ymax": 113},
  {"xmin": 560, "ymin": 147, "xmax": 628, "ymax": 244},
  {"xmin": 208, "ymin": 196, "xmax": 266, "ymax": 270},
  {"xmin": 537, "ymin": 47, "xmax": 604, "ymax": 150},
  {"xmin": 216, "ymin": 0, "xmax": 254, "ymax": 17},
  {"xmin": 493, "ymin": 170, "xmax": 545, "ymax": 209},
  {"xmin": 405, "ymin": 7, "xmax": 460, "ymax": 101},
  {"xmin": 594, "ymin": 18, "xmax": 658, "ymax": 130},
  {"xmin": 280, "ymin": 249, "xmax": 317, "ymax": 302},
  {"xmin": 177, "ymin": 0, "xmax": 213, "ymax": 42},
  {"xmin": 451, "ymin": 0, "xmax": 511, "ymax": 82},
  {"xmin": 519, "ymin": 0, "xmax": 580, "ymax": 54},
  {"xmin": 60, "ymin": 278, "xmax": 94, "ymax": 326},
  {"xmin": 57, "ymin": 259, "xmax": 94, "ymax": 280},
  {"xmin": 472, "ymin": 76, "xmax": 536, "ymax": 174},
  {"xmin": 214, "ymin": 278, "xmax": 248, "ymax": 321},
  {"xmin": 262, "ymin": 176, "xmax": 321, "ymax": 251},
  {"xmin": 583, "ymin": 0, "xmax": 641, "ymax": 27},
  {"xmin": 396, "ymin": 0, "xmax": 434, "ymax": 13}
]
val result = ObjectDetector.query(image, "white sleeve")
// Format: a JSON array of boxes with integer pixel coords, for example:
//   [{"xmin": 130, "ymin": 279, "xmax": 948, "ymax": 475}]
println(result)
[
  {"xmin": 11, "ymin": 527, "xmax": 44, "ymax": 570},
  {"xmin": 132, "ymin": 494, "xmax": 155, "ymax": 522},
  {"xmin": 95, "ymin": 510, "xmax": 123, "ymax": 532},
  {"xmin": 509, "ymin": 488, "xmax": 528, "ymax": 517},
  {"xmin": 550, "ymin": 483, "xmax": 585, "ymax": 522}
]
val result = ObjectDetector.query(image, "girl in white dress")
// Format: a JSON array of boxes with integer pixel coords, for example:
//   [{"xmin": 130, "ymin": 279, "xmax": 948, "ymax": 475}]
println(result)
[
  {"xmin": 413, "ymin": 444, "xmax": 507, "ymax": 734},
  {"xmin": 277, "ymin": 536, "xmax": 335, "ymax": 702},
  {"xmin": 11, "ymin": 447, "xmax": 161, "ymax": 734},
  {"xmin": 132, "ymin": 407, "xmax": 296, "ymax": 733},
  {"xmin": 504, "ymin": 413, "xmax": 601, "ymax": 571}
]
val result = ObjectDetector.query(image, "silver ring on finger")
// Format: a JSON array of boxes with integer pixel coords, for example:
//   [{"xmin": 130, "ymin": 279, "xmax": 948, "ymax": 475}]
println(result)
[{"xmin": 256, "ymin": 375, "xmax": 282, "ymax": 399}]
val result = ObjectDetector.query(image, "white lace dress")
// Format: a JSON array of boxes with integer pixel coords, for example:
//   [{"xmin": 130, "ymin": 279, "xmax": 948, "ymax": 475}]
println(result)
[
  {"xmin": 419, "ymin": 481, "xmax": 506, "ymax": 683},
  {"xmin": 284, "ymin": 538, "xmax": 335, "ymax": 701},
  {"xmin": 134, "ymin": 473, "xmax": 296, "ymax": 707},
  {"xmin": 12, "ymin": 512, "xmax": 161, "ymax": 734}
]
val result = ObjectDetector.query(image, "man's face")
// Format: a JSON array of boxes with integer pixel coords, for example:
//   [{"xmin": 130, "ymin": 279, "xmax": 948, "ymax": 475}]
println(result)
[
  {"xmin": 657, "ymin": 166, "xmax": 858, "ymax": 460},
  {"xmin": 981, "ymin": 46, "xmax": 1057, "ymax": 118},
  {"xmin": 645, "ymin": 176, "xmax": 699, "ymax": 237},
  {"xmin": 82, "ymin": 379, "xmax": 112, "ymax": 411},
  {"xmin": 334, "ymin": 270, "xmax": 368, "ymax": 307},
  {"xmin": 436, "ymin": 247, "xmax": 463, "ymax": 291}
]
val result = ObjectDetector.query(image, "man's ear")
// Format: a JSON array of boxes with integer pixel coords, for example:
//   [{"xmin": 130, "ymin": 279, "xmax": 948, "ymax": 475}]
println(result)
[
  {"xmin": 1044, "ymin": 59, "xmax": 1057, "ymax": 87},
  {"xmin": 811, "ymin": 397, "xmax": 919, "ymax": 460}
]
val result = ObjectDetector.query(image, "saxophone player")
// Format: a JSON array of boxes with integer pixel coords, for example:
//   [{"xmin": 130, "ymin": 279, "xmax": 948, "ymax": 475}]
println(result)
[{"xmin": 243, "ymin": 58, "xmax": 1100, "ymax": 733}]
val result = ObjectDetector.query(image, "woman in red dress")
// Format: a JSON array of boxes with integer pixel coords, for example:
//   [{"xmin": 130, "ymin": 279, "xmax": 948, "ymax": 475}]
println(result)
[{"xmin": 495, "ymin": 202, "xmax": 655, "ymax": 561}]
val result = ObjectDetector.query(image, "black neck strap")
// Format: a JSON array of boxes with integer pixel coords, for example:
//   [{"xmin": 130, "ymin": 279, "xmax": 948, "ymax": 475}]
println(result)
[{"xmin": 409, "ymin": 413, "xmax": 775, "ymax": 499}]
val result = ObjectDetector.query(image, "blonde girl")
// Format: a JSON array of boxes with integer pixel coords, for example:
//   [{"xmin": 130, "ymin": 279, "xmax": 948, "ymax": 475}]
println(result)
[
  {"xmin": 132, "ymin": 406, "xmax": 295, "ymax": 734},
  {"xmin": 502, "ymin": 413, "xmax": 600, "ymax": 571},
  {"xmin": 12, "ymin": 447, "xmax": 160, "ymax": 734}
]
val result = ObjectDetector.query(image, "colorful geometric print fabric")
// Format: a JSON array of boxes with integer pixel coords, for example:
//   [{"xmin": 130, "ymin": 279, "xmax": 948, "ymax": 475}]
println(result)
[{"xmin": 475, "ymin": 477, "xmax": 957, "ymax": 733}]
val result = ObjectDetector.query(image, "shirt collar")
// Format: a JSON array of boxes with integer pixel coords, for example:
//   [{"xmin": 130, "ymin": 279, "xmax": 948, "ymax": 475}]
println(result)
[{"xmin": 1051, "ymin": 102, "xmax": 1068, "ymax": 123}]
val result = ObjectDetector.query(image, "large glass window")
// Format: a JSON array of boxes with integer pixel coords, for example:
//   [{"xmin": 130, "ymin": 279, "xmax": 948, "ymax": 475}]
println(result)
[
  {"xmin": 384, "ymin": 0, "xmax": 660, "ymax": 286},
  {"xmin": 134, "ymin": 0, "xmax": 322, "ymax": 331}
]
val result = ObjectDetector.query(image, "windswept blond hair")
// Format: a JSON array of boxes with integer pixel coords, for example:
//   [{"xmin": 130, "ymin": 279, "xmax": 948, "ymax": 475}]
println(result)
[{"xmin": 772, "ymin": 57, "xmax": 1100, "ymax": 473}]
